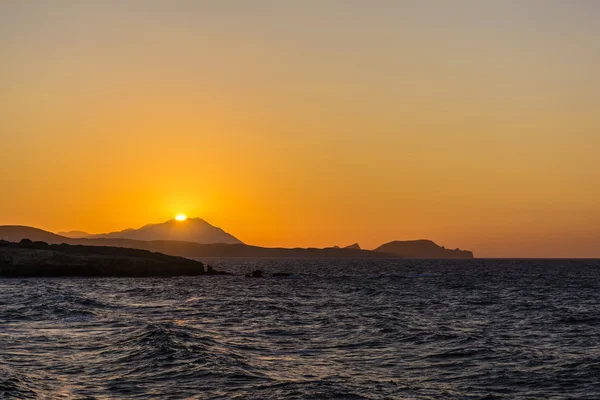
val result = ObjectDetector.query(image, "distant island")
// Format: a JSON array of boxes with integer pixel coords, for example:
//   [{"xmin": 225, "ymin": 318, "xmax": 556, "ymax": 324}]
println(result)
[
  {"xmin": 0, "ymin": 220, "xmax": 474, "ymax": 259},
  {"xmin": 0, "ymin": 239, "xmax": 228, "ymax": 277},
  {"xmin": 374, "ymin": 240, "xmax": 473, "ymax": 259}
]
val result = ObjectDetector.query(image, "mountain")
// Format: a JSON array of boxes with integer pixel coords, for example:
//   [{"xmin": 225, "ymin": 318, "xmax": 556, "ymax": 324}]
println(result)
[
  {"xmin": 0, "ymin": 226, "xmax": 475, "ymax": 259},
  {"xmin": 344, "ymin": 243, "xmax": 361, "ymax": 250},
  {"xmin": 374, "ymin": 240, "xmax": 474, "ymax": 259},
  {"xmin": 85, "ymin": 218, "xmax": 242, "ymax": 244},
  {"xmin": 0, "ymin": 226, "xmax": 396, "ymax": 258},
  {"xmin": 57, "ymin": 230, "xmax": 90, "ymax": 238}
]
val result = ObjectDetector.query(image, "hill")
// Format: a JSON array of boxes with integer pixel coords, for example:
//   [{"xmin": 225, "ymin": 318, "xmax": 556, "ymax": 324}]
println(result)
[
  {"xmin": 0, "ymin": 226, "xmax": 68, "ymax": 244},
  {"xmin": 374, "ymin": 240, "xmax": 474, "ymax": 259}
]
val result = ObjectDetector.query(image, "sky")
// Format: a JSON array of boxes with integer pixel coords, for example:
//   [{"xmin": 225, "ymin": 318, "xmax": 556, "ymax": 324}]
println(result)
[{"xmin": 1, "ymin": 1, "xmax": 599, "ymax": 258}]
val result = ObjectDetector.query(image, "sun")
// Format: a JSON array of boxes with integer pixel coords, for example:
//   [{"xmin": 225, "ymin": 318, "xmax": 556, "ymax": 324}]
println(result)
[{"xmin": 175, "ymin": 214, "xmax": 187, "ymax": 221}]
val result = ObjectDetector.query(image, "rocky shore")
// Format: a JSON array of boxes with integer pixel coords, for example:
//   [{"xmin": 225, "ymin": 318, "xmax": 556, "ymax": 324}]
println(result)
[{"xmin": 0, "ymin": 239, "xmax": 229, "ymax": 277}]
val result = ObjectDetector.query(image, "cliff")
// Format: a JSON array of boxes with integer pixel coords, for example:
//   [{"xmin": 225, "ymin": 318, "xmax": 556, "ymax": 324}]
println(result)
[{"xmin": 374, "ymin": 240, "xmax": 474, "ymax": 259}]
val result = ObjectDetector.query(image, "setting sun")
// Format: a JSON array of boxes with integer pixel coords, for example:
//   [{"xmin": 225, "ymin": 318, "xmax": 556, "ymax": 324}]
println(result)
[{"xmin": 2, "ymin": 3, "xmax": 600, "ymax": 398}]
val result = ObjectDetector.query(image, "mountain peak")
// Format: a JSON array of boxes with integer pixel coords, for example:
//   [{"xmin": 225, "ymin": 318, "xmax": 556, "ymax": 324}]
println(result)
[
  {"xmin": 84, "ymin": 218, "xmax": 243, "ymax": 244},
  {"xmin": 168, "ymin": 217, "xmax": 208, "ymax": 224}
]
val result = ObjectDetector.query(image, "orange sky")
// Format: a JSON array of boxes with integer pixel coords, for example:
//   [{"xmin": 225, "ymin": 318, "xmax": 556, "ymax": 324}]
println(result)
[{"xmin": 1, "ymin": 2, "xmax": 599, "ymax": 257}]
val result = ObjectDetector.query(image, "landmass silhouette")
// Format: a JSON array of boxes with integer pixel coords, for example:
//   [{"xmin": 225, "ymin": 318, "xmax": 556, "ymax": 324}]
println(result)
[
  {"xmin": 0, "ymin": 239, "xmax": 228, "ymax": 277},
  {"xmin": 344, "ymin": 243, "xmax": 361, "ymax": 250},
  {"xmin": 0, "ymin": 219, "xmax": 474, "ymax": 259},
  {"xmin": 375, "ymin": 240, "xmax": 473, "ymax": 259},
  {"xmin": 59, "ymin": 218, "xmax": 242, "ymax": 244}
]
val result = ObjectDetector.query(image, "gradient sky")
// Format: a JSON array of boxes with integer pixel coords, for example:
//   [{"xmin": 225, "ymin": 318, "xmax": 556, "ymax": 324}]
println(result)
[{"xmin": 1, "ymin": 1, "xmax": 599, "ymax": 257}]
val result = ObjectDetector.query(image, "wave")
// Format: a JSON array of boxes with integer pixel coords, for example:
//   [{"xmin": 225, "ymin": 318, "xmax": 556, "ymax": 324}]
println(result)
[{"xmin": 2, "ymin": 258, "xmax": 600, "ymax": 398}]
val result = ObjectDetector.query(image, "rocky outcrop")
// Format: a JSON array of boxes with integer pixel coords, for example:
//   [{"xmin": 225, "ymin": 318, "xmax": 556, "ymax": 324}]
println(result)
[
  {"xmin": 0, "ymin": 239, "xmax": 230, "ymax": 277},
  {"xmin": 245, "ymin": 269, "xmax": 264, "ymax": 278}
]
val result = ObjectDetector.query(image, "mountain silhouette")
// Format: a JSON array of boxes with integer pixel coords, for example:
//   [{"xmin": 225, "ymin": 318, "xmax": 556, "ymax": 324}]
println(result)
[
  {"xmin": 0, "ymin": 226, "xmax": 395, "ymax": 258},
  {"xmin": 344, "ymin": 243, "xmax": 361, "ymax": 250},
  {"xmin": 75, "ymin": 218, "xmax": 242, "ymax": 244},
  {"xmin": 374, "ymin": 240, "xmax": 473, "ymax": 259},
  {"xmin": 58, "ymin": 230, "xmax": 91, "ymax": 238},
  {"xmin": 0, "ymin": 226, "xmax": 75, "ymax": 244},
  {"xmin": 0, "ymin": 226, "xmax": 474, "ymax": 259}
]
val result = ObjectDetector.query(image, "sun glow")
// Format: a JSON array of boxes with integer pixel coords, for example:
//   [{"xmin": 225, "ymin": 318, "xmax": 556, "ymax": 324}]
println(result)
[{"xmin": 175, "ymin": 214, "xmax": 187, "ymax": 221}]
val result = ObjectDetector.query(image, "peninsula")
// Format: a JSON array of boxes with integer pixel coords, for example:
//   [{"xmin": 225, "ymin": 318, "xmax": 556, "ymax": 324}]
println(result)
[{"xmin": 0, "ymin": 239, "xmax": 228, "ymax": 277}]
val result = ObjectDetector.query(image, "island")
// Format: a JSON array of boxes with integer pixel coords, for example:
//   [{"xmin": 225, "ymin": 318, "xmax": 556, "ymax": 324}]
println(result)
[
  {"xmin": 374, "ymin": 240, "xmax": 474, "ymax": 259},
  {"xmin": 0, "ymin": 239, "xmax": 229, "ymax": 277}
]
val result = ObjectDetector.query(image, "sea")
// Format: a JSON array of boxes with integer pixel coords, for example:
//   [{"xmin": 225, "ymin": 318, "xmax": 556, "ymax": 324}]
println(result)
[{"xmin": 1, "ymin": 259, "xmax": 600, "ymax": 399}]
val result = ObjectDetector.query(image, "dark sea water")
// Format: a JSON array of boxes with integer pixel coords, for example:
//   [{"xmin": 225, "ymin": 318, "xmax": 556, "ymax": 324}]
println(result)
[{"xmin": 2, "ymin": 259, "xmax": 600, "ymax": 399}]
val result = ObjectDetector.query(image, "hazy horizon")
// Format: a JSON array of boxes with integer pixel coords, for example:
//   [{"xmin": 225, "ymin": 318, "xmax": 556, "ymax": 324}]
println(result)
[{"xmin": 1, "ymin": 1, "xmax": 599, "ymax": 258}]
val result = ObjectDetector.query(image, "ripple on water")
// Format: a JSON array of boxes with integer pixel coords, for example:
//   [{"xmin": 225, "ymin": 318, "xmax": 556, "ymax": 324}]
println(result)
[{"xmin": 1, "ymin": 259, "xmax": 600, "ymax": 399}]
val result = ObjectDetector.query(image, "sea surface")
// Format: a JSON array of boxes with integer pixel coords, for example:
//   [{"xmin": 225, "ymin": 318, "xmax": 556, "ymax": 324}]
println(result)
[{"xmin": 1, "ymin": 259, "xmax": 600, "ymax": 399}]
